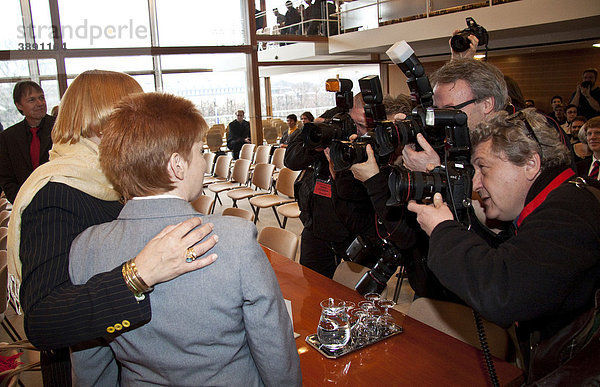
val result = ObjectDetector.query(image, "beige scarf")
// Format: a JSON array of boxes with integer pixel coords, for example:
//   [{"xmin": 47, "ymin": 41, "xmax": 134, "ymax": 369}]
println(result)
[{"xmin": 7, "ymin": 137, "xmax": 120, "ymax": 282}]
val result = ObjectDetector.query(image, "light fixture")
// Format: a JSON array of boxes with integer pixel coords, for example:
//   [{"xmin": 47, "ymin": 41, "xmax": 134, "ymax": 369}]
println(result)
[
  {"xmin": 474, "ymin": 54, "xmax": 486, "ymax": 59},
  {"xmin": 593, "ymin": 43, "xmax": 600, "ymax": 48}
]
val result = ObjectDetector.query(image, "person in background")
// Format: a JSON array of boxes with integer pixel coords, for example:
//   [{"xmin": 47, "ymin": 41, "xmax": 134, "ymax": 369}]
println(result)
[
  {"xmin": 227, "ymin": 109, "xmax": 251, "ymax": 159},
  {"xmin": 548, "ymin": 95, "xmax": 563, "ymax": 122},
  {"xmin": 69, "ymin": 92, "xmax": 301, "ymax": 386},
  {"xmin": 576, "ymin": 116, "xmax": 600, "ymax": 177},
  {"xmin": 407, "ymin": 108, "xmax": 600, "ymax": 384},
  {"xmin": 525, "ymin": 99, "xmax": 535, "ymax": 108},
  {"xmin": 284, "ymin": 0, "xmax": 301, "ymax": 35},
  {"xmin": 562, "ymin": 104, "xmax": 578, "ymax": 135},
  {"xmin": 305, "ymin": 0, "xmax": 322, "ymax": 35},
  {"xmin": 553, "ymin": 103, "xmax": 566, "ymax": 125},
  {"xmin": 273, "ymin": 7, "xmax": 285, "ymax": 29},
  {"xmin": 382, "ymin": 94, "xmax": 413, "ymax": 119},
  {"xmin": 300, "ymin": 111, "xmax": 314, "ymax": 125},
  {"xmin": 504, "ymin": 75, "xmax": 526, "ymax": 112},
  {"xmin": 569, "ymin": 68, "xmax": 600, "ymax": 119},
  {"xmin": 280, "ymin": 113, "xmax": 298, "ymax": 147},
  {"xmin": 8, "ymin": 70, "xmax": 217, "ymax": 385},
  {"xmin": 51, "ymin": 105, "xmax": 59, "ymax": 117},
  {"xmin": 0, "ymin": 81, "xmax": 55, "ymax": 203},
  {"xmin": 571, "ymin": 116, "xmax": 591, "ymax": 161}
]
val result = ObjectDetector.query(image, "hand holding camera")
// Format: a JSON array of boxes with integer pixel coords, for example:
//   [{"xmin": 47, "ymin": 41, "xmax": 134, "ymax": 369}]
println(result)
[
  {"xmin": 579, "ymin": 81, "xmax": 592, "ymax": 97},
  {"xmin": 407, "ymin": 193, "xmax": 453, "ymax": 236},
  {"xmin": 349, "ymin": 144, "xmax": 380, "ymax": 183},
  {"xmin": 450, "ymin": 17, "xmax": 488, "ymax": 60},
  {"xmin": 450, "ymin": 29, "xmax": 478, "ymax": 59},
  {"xmin": 401, "ymin": 133, "xmax": 440, "ymax": 173}
]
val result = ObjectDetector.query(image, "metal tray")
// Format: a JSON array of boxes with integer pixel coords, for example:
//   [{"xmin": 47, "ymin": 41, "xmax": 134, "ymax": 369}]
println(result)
[{"xmin": 305, "ymin": 324, "xmax": 403, "ymax": 359}]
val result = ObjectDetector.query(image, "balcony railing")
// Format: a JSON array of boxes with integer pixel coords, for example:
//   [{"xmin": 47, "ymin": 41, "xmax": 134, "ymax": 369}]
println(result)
[{"xmin": 255, "ymin": 0, "xmax": 520, "ymax": 39}]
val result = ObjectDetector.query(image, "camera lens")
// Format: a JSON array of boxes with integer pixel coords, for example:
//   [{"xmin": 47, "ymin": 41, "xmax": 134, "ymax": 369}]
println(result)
[
  {"xmin": 450, "ymin": 32, "xmax": 472, "ymax": 53},
  {"xmin": 330, "ymin": 141, "xmax": 368, "ymax": 172},
  {"xmin": 387, "ymin": 167, "xmax": 447, "ymax": 205},
  {"xmin": 303, "ymin": 122, "xmax": 339, "ymax": 149}
]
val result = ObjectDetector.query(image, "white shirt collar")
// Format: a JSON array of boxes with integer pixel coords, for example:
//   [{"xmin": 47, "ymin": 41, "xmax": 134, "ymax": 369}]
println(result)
[{"xmin": 131, "ymin": 193, "xmax": 185, "ymax": 201}]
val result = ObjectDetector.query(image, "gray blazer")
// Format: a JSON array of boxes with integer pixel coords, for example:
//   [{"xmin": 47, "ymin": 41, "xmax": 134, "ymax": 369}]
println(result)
[{"xmin": 69, "ymin": 198, "xmax": 301, "ymax": 386}]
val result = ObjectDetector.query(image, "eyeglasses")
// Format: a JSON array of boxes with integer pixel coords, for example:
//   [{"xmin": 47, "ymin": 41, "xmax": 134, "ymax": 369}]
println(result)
[
  {"xmin": 514, "ymin": 111, "xmax": 546, "ymax": 157},
  {"xmin": 446, "ymin": 98, "xmax": 480, "ymax": 110}
]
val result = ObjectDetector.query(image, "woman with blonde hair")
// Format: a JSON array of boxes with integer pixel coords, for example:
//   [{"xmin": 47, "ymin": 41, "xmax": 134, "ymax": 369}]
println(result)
[{"xmin": 8, "ymin": 70, "xmax": 218, "ymax": 384}]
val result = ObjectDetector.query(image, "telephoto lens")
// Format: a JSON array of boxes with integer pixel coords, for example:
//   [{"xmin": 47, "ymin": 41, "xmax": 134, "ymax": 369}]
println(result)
[{"xmin": 386, "ymin": 166, "xmax": 447, "ymax": 206}]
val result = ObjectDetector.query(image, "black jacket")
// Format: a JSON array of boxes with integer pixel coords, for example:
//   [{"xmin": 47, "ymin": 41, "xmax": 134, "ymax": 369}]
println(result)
[
  {"xmin": 0, "ymin": 115, "xmax": 54, "ymax": 202},
  {"xmin": 284, "ymin": 128, "xmax": 376, "ymax": 244},
  {"xmin": 427, "ymin": 167, "xmax": 600, "ymax": 373},
  {"xmin": 226, "ymin": 119, "xmax": 250, "ymax": 154}
]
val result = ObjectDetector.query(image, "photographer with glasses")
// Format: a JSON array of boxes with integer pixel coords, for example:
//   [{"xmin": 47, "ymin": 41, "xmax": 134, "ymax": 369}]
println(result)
[
  {"xmin": 407, "ymin": 108, "xmax": 600, "ymax": 383},
  {"xmin": 348, "ymin": 59, "xmax": 511, "ymax": 300},
  {"xmin": 401, "ymin": 58, "xmax": 509, "ymax": 174}
]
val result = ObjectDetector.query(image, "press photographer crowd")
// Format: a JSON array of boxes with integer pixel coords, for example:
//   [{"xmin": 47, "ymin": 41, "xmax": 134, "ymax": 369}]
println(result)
[
  {"xmin": 1, "ymin": 14, "xmax": 599, "ymax": 386},
  {"xmin": 282, "ymin": 24, "xmax": 600, "ymax": 385}
]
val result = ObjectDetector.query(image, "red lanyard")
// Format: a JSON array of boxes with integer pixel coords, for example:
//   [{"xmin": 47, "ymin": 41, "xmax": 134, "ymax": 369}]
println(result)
[{"xmin": 515, "ymin": 168, "xmax": 575, "ymax": 229}]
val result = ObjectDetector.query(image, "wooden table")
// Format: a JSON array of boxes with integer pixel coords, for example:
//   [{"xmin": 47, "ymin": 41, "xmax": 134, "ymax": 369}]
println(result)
[{"xmin": 262, "ymin": 247, "xmax": 524, "ymax": 386}]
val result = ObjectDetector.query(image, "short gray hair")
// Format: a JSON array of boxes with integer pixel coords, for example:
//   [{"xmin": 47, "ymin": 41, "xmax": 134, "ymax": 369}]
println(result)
[
  {"xmin": 471, "ymin": 108, "xmax": 571, "ymax": 170},
  {"xmin": 430, "ymin": 59, "xmax": 508, "ymax": 112}
]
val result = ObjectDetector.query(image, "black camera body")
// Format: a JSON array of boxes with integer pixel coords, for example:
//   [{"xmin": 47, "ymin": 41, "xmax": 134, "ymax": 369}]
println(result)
[
  {"xmin": 381, "ymin": 106, "xmax": 473, "ymax": 211},
  {"xmin": 329, "ymin": 134, "xmax": 391, "ymax": 172},
  {"xmin": 450, "ymin": 17, "xmax": 489, "ymax": 53},
  {"xmin": 581, "ymin": 80, "xmax": 593, "ymax": 89},
  {"xmin": 301, "ymin": 78, "xmax": 356, "ymax": 149}
]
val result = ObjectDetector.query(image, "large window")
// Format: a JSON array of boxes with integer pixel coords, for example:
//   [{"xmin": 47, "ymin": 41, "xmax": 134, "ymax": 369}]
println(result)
[
  {"xmin": 0, "ymin": 60, "xmax": 30, "ymax": 127},
  {"xmin": 156, "ymin": 0, "xmax": 246, "ymax": 46},
  {"xmin": 57, "ymin": 0, "xmax": 151, "ymax": 49},
  {"xmin": 264, "ymin": 64, "xmax": 380, "ymax": 119},
  {"xmin": 1, "ymin": 0, "xmax": 25, "ymax": 50},
  {"xmin": 162, "ymin": 53, "xmax": 248, "ymax": 125}
]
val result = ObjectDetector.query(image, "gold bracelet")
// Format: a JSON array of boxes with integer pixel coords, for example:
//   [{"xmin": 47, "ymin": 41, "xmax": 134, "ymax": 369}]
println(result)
[
  {"xmin": 124, "ymin": 261, "xmax": 142, "ymax": 292},
  {"xmin": 129, "ymin": 259, "xmax": 152, "ymax": 291},
  {"xmin": 122, "ymin": 259, "xmax": 153, "ymax": 297},
  {"xmin": 122, "ymin": 264, "xmax": 142, "ymax": 297}
]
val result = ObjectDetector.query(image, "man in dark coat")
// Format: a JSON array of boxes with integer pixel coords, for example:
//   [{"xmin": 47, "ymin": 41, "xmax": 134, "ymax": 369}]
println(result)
[
  {"xmin": 284, "ymin": 1, "xmax": 301, "ymax": 35},
  {"xmin": 0, "ymin": 81, "xmax": 54, "ymax": 203},
  {"xmin": 226, "ymin": 110, "xmax": 250, "ymax": 159}
]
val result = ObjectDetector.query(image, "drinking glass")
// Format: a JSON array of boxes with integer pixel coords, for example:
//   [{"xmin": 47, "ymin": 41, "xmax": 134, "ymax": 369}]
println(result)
[
  {"xmin": 364, "ymin": 292, "xmax": 381, "ymax": 307},
  {"xmin": 317, "ymin": 298, "xmax": 351, "ymax": 351},
  {"xmin": 351, "ymin": 309, "xmax": 369, "ymax": 346},
  {"xmin": 377, "ymin": 299, "xmax": 397, "ymax": 336}
]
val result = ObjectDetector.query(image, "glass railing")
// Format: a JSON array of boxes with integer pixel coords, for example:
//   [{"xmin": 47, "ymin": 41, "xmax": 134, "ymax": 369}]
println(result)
[{"xmin": 255, "ymin": 0, "xmax": 520, "ymax": 38}]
